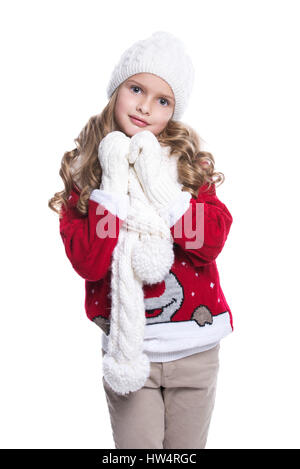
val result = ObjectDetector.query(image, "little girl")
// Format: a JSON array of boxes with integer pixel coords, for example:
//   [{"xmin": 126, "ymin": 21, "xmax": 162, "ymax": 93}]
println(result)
[{"xmin": 49, "ymin": 31, "xmax": 233, "ymax": 449}]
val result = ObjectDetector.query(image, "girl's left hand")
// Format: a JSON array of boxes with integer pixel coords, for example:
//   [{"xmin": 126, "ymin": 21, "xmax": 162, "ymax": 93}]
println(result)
[
  {"xmin": 129, "ymin": 129, "xmax": 163, "ymax": 185},
  {"xmin": 129, "ymin": 130, "xmax": 182, "ymax": 213}
]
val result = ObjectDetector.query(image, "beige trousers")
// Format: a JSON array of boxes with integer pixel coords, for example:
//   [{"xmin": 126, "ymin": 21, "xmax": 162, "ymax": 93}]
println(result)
[{"xmin": 101, "ymin": 344, "xmax": 220, "ymax": 449}]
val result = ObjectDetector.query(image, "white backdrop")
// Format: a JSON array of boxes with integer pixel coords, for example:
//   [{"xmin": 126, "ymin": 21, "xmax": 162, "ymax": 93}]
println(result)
[{"xmin": 1, "ymin": 0, "xmax": 299, "ymax": 449}]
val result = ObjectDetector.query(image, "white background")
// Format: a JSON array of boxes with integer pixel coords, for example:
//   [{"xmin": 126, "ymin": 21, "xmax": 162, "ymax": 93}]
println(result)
[{"xmin": 1, "ymin": 0, "xmax": 299, "ymax": 449}]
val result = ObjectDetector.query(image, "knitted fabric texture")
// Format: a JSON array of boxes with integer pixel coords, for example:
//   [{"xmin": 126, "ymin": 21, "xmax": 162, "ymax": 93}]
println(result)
[
  {"xmin": 106, "ymin": 30, "xmax": 195, "ymax": 121},
  {"xmin": 102, "ymin": 144, "xmax": 183, "ymax": 395}
]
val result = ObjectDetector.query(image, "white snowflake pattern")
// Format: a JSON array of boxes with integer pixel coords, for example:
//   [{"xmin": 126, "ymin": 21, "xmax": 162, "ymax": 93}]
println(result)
[
  {"xmin": 191, "ymin": 292, "xmax": 195, "ymax": 296},
  {"xmin": 210, "ymin": 282, "xmax": 215, "ymax": 288},
  {"xmin": 95, "ymin": 301, "xmax": 98, "ymax": 305}
]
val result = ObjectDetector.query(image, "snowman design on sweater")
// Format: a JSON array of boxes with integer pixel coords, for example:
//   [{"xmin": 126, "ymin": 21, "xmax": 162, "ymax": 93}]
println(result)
[{"xmin": 145, "ymin": 270, "xmax": 214, "ymax": 327}]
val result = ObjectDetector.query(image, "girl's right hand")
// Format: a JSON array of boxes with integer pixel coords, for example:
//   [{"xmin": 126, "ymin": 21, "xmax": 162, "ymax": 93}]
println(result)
[{"xmin": 98, "ymin": 131, "xmax": 131, "ymax": 195}]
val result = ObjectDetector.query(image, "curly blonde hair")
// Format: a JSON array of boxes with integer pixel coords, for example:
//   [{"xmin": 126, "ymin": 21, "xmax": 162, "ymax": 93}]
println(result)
[{"xmin": 48, "ymin": 87, "xmax": 224, "ymax": 218}]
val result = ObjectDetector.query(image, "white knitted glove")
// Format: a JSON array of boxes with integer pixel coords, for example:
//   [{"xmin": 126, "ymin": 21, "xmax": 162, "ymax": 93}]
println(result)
[
  {"xmin": 98, "ymin": 131, "xmax": 131, "ymax": 195},
  {"xmin": 129, "ymin": 130, "xmax": 183, "ymax": 213}
]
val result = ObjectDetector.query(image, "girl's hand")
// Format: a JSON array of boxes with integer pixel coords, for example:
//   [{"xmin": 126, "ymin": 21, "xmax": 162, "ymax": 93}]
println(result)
[
  {"xmin": 129, "ymin": 130, "xmax": 182, "ymax": 213},
  {"xmin": 98, "ymin": 131, "xmax": 131, "ymax": 195},
  {"xmin": 129, "ymin": 130, "xmax": 163, "ymax": 198}
]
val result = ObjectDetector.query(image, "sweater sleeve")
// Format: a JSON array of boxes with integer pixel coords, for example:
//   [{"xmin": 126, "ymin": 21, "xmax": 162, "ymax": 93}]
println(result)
[
  {"xmin": 169, "ymin": 183, "xmax": 233, "ymax": 267},
  {"xmin": 59, "ymin": 184, "xmax": 129, "ymax": 281}
]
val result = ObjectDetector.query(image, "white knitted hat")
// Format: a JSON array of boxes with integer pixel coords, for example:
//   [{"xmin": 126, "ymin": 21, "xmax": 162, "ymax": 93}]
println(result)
[{"xmin": 106, "ymin": 30, "xmax": 195, "ymax": 121}]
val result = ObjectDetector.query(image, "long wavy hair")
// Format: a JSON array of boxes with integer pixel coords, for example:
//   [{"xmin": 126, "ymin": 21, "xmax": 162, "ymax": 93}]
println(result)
[{"xmin": 48, "ymin": 87, "xmax": 225, "ymax": 218}]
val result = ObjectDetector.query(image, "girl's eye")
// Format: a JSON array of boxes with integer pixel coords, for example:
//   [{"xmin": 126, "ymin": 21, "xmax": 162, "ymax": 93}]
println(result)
[
  {"xmin": 130, "ymin": 86, "xmax": 169, "ymax": 106},
  {"xmin": 159, "ymin": 98, "xmax": 169, "ymax": 107},
  {"xmin": 131, "ymin": 86, "xmax": 141, "ymax": 94}
]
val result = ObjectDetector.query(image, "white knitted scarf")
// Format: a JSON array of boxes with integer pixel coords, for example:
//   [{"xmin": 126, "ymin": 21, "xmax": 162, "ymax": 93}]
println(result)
[{"xmin": 102, "ymin": 144, "xmax": 182, "ymax": 395}]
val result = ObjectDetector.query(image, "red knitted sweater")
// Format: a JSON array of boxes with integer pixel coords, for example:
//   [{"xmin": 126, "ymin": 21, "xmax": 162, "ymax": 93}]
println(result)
[{"xmin": 59, "ymin": 182, "xmax": 233, "ymax": 361}]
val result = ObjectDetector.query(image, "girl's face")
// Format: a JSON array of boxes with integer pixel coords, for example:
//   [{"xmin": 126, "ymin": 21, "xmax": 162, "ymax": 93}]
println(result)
[{"xmin": 114, "ymin": 73, "xmax": 175, "ymax": 137}]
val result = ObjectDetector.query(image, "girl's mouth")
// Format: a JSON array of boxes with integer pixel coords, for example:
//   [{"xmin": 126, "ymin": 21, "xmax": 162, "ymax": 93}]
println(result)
[{"xmin": 129, "ymin": 116, "xmax": 148, "ymax": 127}]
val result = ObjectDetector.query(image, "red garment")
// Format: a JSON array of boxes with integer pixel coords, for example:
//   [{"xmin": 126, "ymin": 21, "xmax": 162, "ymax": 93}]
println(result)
[{"xmin": 59, "ymin": 182, "xmax": 234, "ymax": 358}]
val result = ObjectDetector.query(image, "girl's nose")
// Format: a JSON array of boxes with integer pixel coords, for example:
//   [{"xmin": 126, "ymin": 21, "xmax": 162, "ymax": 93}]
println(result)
[{"xmin": 137, "ymin": 99, "xmax": 151, "ymax": 115}]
